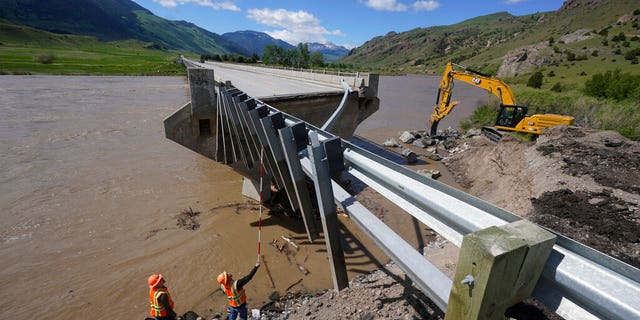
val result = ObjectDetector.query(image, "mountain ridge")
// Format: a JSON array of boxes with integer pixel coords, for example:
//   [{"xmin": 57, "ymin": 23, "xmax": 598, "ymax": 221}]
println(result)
[{"xmin": 0, "ymin": 0, "xmax": 244, "ymax": 54}]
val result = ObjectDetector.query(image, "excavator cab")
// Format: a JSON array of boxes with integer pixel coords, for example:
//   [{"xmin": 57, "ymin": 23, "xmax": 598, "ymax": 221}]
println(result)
[{"xmin": 495, "ymin": 104, "xmax": 528, "ymax": 128}]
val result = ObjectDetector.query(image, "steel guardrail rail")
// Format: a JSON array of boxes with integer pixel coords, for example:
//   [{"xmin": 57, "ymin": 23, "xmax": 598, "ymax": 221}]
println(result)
[{"xmin": 274, "ymin": 111, "xmax": 640, "ymax": 320}]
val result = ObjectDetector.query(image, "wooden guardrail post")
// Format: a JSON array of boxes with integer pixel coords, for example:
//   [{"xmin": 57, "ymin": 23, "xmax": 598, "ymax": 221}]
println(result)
[{"xmin": 446, "ymin": 220, "xmax": 556, "ymax": 320}]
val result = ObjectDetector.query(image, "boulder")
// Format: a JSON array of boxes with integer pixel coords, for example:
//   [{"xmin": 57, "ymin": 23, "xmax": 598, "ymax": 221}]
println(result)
[
  {"xmin": 442, "ymin": 138, "xmax": 456, "ymax": 150},
  {"xmin": 399, "ymin": 131, "xmax": 416, "ymax": 143},
  {"xmin": 383, "ymin": 137, "xmax": 400, "ymax": 147},
  {"xmin": 466, "ymin": 128, "xmax": 482, "ymax": 137},
  {"xmin": 417, "ymin": 169, "xmax": 441, "ymax": 179},
  {"xmin": 413, "ymin": 138, "xmax": 434, "ymax": 148},
  {"xmin": 401, "ymin": 148, "xmax": 418, "ymax": 164}
]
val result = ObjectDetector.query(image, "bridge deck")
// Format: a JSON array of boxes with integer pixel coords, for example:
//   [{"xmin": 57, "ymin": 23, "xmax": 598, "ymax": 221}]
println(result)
[{"xmin": 189, "ymin": 60, "xmax": 342, "ymax": 97}]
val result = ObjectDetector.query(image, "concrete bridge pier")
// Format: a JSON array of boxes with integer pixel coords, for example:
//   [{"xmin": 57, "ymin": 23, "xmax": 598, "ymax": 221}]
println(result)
[{"xmin": 163, "ymin": 68, "xmax": 217, "ymax": 159}]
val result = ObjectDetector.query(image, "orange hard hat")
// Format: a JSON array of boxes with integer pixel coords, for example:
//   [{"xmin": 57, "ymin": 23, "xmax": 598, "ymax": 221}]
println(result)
[
  {"xmin": 148, "ymin": 274, "xmax": 163, "ymax": 287},
  {"xmin": 216, "ymin": 271, "xmax": 229, "ymax": 285}
]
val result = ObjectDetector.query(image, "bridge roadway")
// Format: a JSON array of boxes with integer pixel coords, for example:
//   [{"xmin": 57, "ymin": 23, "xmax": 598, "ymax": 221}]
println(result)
[{"xmin": 184, "ymin": 60, "xmax": 343, "ymax": 97}]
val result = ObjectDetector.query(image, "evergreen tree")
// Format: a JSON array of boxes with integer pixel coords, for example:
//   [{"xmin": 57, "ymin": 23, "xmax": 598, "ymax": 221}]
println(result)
[{"xmin": 527, "ymin": 71, "xmax": 544, "ymax": 89}]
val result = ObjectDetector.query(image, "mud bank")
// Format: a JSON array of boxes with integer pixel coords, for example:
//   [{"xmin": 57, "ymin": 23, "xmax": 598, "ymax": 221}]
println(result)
[{"xmin": 444, "ymin": 126, "xmax": 640, "ymax": 268}]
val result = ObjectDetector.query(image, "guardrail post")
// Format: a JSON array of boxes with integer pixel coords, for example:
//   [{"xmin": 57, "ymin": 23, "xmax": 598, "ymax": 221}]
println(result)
[
  {"xmin": 308, "ymin": 130, "xmax": 348, "ymax": 291},
  {"xmin": 260, "ymin": 113, "xmax": 300, "ymax": 212},
  {"xmin": 279, "ymin": 123, "xmax": 319, "ymax": 241},
  {"xmin": 446, "ymin": 220, "xmax": 556, "ymax": 320}
]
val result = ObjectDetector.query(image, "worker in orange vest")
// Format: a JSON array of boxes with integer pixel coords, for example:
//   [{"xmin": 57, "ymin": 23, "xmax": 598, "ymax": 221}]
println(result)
[
  {"xmin": 148, "ymin": 274, "xmax": 177, "ymax": 320},
  {"xmin": 217, "ymin": 262, "xmax": 260, "ymax": 320}
]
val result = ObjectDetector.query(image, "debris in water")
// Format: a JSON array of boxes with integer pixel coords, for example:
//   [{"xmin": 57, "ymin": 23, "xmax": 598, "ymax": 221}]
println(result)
[
  {"xmin": 285, "ymin": 278, "xmax": 303, "ymax": 292},
  {"xmin": 208, "ymin": 202, "xmax": 259, "ymax": 215},
  {"xmin": 145, "ymin": 227, "xmax": 170, "ymax": 239},
  {"xmin": 271, "ymin": 239, "xmax": 286, "ymax": 252},
  {"xmin": 281, "ymin": 235, "xmax": 299, "ymax": 249},
  {"xmin": 296, "ymin": 263, "xmax": 310, "ymax": 275},
  {"xmin": 176, "ymin": 207, "xmax": 200, "ymax": 231}
]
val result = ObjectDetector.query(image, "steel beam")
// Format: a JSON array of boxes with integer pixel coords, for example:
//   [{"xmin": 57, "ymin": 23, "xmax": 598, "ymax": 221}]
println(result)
[
  {"xmin": 260, "ymin": 114, "xmax": 300, "ymax": 212},
  {"xmin": 247, "ymin": 106, "xmax": 284, "ymax": 189},
  {"xmin": 308, "ymin": 131, "xmax": 348, "ymax": 291},
  {"xmin": 279, "ymin": 123, "xmax": 319, "ymax": 241}
]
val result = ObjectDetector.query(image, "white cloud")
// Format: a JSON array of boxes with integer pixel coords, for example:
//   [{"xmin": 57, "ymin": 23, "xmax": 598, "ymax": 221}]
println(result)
[
  {"xmin": 364, "ymin": 0, "xmax": 408, "ymax": 12},
  {"xmin": 153, "ymin": 0, "xmax": 178, "ymax": 7},
  {"xmin": 412, "ymin": 1, "xmax": 439, "ymax": 11},
  {"xmin": 502, "ymin": 0, "xmax": 528, "ymax": 4},
  {"xmin": 247, "ymin": 8, "xmax": 343, "ymax": 45},
  {"xmin": 152, "ymin": 0, "xmax": 240, "ymax": 11}
]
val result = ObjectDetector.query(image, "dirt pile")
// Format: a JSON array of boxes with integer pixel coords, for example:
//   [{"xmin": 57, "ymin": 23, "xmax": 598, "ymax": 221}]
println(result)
[
  {"xmin": 260, "ymin": 262, "xmax": 444, "ymax": 319},
  {"xmin": 444, "ymin": 126, "xmax": 640, "ymax": 267}
]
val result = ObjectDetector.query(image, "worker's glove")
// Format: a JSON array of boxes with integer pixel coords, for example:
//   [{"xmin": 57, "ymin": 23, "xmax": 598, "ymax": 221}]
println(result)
[{"xmin": 255, "ymin": 263, "xmax": 260, "ymax": 268}]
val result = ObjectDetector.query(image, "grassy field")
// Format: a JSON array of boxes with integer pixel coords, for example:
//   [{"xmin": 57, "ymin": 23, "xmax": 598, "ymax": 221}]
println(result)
[{"xmin": 0, "ymin": 22, "xmax": 186, "ymax": 75}]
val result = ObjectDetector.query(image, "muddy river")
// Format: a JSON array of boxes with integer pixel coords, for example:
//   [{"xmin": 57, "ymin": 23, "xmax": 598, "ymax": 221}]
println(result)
[{"xmin": 0, "ymin": 75, "xmax": 485, "ymax": 319}]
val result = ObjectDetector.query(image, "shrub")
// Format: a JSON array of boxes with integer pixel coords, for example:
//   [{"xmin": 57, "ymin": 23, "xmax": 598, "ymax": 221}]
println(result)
[
  {"xmin": 602, "ymin": 39, "xmax": 608, "ymax": 46},
  {"xmin": 566, "ymin": 51, "xmax": 576, "ymax": 61},
  {"xmin": 548, "ymin": 70, "xmax": 556, "ymax": 77},
  {"xmin": 550, "ymin": 82, "xmax": 563, "ymax": 92},
  {"xmin": 516, "ymin": 86, "xmax": 640, "ymax": 140},
  {"xmin": 460, "ymin": 105, "xmax": 498, "ymax": 131},
  {"xmin": 612, "ymin": 32, "xmax": 626, "ymax": 42},
  {"xmin": 35, "ymin": 53, "xmax": 55, "ymax": 64},
  {"xmin": 584, "ymin": 70, "xmax": 640, "ymax": 100},
  {"xmin": 622, "ymin": 41, "xmax": 631, "ymax": 47},
  {"xmin": 591, "ymin": 50, "xmax": 599, "ymax": 57},
  {"xmin": 527, "ymin": 71, "xmax": 544, "ymax": 88}
]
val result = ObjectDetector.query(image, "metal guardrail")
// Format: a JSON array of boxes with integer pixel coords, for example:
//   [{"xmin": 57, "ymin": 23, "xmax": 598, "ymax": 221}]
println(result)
[
  {"xmin": 189, "ymin": 69, "xmax": 640, "ymax": 320},
  {"xmin": 260, "ymin": 64, "xmax": 364, "ymax": 77},
  {"xmin": 320, "ymin": 80, "xmax": 351, "ymax": 132}
]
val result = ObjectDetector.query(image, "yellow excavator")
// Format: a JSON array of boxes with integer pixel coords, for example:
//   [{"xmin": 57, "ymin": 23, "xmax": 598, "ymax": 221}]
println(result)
[{"xmin": 429, "ymin": 62, "xmax": 574, "ymax": 141}]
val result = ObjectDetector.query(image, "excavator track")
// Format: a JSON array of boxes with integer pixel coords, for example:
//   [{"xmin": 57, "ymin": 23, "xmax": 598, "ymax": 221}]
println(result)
[{"xmin": 481, "ymin": 126, "xmax": 503, "ymax": 143}]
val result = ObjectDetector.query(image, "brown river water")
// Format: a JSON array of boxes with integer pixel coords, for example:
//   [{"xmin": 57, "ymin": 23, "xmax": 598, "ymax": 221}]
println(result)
[{"xmin": 0, "ymin": 75, "xmax": 485, "ymax": 319}]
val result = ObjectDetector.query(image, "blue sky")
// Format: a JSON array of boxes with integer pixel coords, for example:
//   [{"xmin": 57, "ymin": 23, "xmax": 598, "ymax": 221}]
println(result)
[{"xmin": 132, "ymin": 0, "xmax": 566, "ymax": 48}]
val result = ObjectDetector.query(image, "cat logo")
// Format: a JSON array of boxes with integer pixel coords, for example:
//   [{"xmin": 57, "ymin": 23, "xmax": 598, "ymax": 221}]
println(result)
[{"xmin": 472, "ymin": 78, "xmax": 481, "ymax": 84}]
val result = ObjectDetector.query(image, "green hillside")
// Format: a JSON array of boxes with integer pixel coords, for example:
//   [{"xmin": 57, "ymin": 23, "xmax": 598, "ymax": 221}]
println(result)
[
  {"xmin": 0, "ymin": 0, "xmax": 244, "ymax": 55},
  {"xmin": 342, "ymin": 11, "xmax": 535, "ymax": 73},
  {"xmin": 0, "ymin": 22, "xmax": 185, "ymax": 75},
  {"xmin": 343, "ymin": 0, "xmax": 640, "ymax": 79}
]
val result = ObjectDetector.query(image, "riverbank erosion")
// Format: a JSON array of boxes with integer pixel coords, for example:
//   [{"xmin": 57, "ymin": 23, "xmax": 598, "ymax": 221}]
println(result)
[{"xmin": 444, "ymin": 126, "xmax": 640, "ymax": 268}]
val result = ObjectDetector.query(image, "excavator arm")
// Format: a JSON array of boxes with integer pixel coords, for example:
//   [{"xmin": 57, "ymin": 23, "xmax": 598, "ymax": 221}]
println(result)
[{"xmin": 429, "ymin": 62, "xmax": 517, "ymax": 136}]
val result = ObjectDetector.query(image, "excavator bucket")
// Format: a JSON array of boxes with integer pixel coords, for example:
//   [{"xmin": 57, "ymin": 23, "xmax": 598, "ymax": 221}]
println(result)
[{"xmin": 481, "ymin": 126, "xmax": 503, "ymax": 143}]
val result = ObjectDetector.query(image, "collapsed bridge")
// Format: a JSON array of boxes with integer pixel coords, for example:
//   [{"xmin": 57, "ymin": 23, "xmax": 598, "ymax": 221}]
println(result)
[{"xmin": 164, "ymin": 60, "xmax": 640, "ymax": 320}]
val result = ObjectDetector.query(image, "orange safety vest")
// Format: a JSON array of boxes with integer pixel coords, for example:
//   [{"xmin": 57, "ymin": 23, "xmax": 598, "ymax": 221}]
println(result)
[
  {"xmin": 221, "ymin": 280, "xmax": 247, "ymax": 307},
  {"xmin": 149, "ymin": 287, "xmax": 174, "ymax": 317}
]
